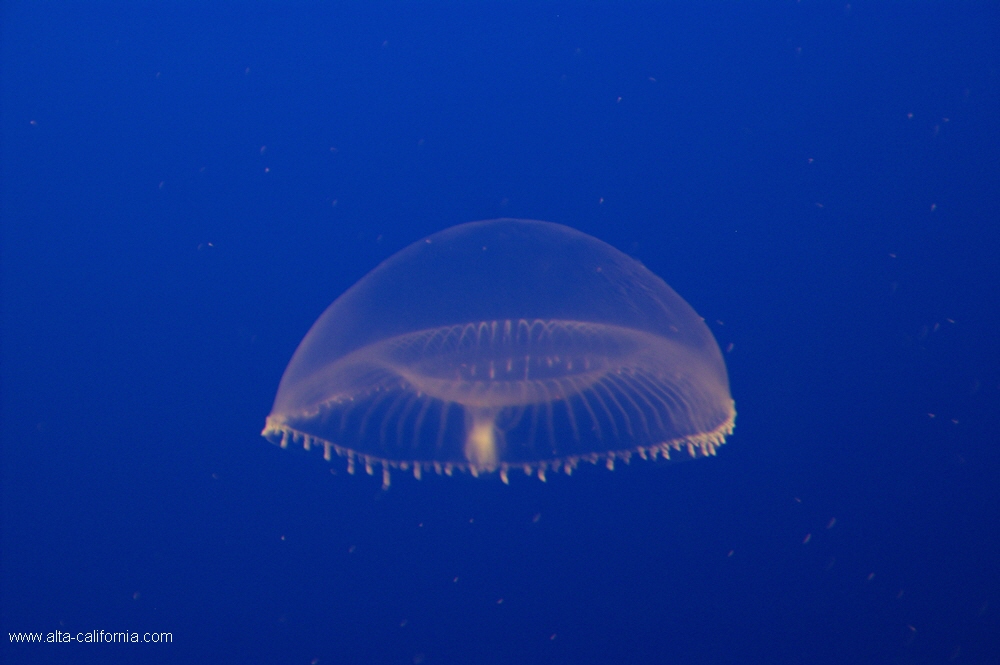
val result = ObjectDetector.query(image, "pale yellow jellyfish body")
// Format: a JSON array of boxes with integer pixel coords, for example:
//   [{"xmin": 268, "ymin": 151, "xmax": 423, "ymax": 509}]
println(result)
[{"xmin": 263, "ymin": 219, "xmax": 735, "ymax": 487}]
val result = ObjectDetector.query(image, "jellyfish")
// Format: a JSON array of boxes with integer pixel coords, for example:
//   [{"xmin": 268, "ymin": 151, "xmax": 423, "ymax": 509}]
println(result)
[{"xmin": 262, "ymin": 219, "xmax": 735, "ymax": 487}]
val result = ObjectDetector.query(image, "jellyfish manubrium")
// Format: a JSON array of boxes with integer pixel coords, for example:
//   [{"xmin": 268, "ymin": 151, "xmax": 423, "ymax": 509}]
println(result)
[{"xmin": 263, "ymin": 219, "xmax": 735, "ymax": 487}]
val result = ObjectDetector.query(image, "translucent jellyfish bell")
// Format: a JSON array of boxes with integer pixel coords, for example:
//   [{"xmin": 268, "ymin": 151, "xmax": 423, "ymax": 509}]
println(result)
[{"xmin": 263, "ymin": 219, "xmax": 735, "ymax": 487}]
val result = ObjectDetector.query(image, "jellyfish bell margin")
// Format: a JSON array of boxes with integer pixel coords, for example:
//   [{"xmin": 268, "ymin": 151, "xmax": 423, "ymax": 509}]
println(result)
[{"xmin": 262, "ymin": 411, "xmax": 734, "ymax": 489}]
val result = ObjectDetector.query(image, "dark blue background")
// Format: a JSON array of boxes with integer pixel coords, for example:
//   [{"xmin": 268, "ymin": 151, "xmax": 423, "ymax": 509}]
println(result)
[{"xmin": 3, "ymin": 3, "xmax": 998, "ymax": 664}]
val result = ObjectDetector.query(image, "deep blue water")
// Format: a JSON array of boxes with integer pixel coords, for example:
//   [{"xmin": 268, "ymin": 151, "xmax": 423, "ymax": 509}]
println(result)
[{"xmin": 3, "ymin": 3, "xmax": 999, "ymax": 664}]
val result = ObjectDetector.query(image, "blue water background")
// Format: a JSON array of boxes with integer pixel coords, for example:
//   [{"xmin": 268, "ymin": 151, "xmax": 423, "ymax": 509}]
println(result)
[{"xmin": 3, "ymin": 3, "xmax": 998, "ymax": 664}]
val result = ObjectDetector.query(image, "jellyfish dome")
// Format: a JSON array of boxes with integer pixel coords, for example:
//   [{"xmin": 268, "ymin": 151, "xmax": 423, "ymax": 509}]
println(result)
[{"xmin": 262, "ymin": 219, "xmax": 735, "ymax": 487}]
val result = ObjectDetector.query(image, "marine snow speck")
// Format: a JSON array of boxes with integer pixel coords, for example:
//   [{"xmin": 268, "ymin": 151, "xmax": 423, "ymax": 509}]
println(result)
[{"xmin": 263, "ymin": 218, "xmax": 735, "ymax": 488}]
